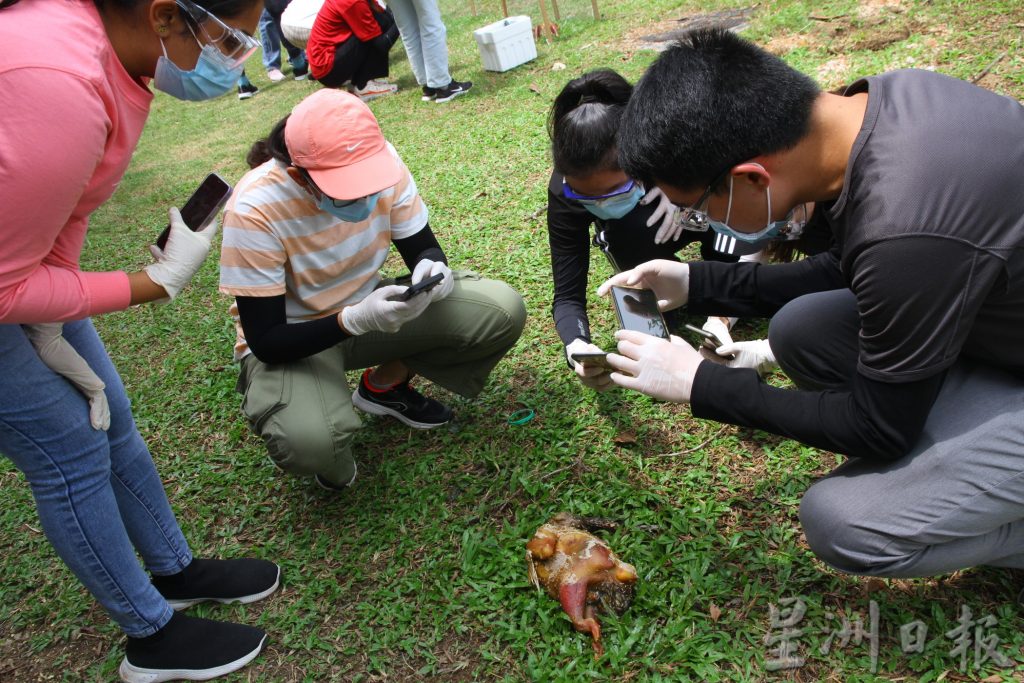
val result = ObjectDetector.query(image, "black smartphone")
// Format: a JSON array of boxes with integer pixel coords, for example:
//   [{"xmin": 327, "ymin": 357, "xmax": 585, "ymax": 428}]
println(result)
[
  {"xmin": 570, "ymin": 351, "xmax": 613, "ymax": 370},
  {"xmin": 155, "ymin": 173, "xmax": 233, "ymax": 250},
  {"xmin": 400, "ymin": 272, "xmax": 445, "ymax": 301},
  {"xmin": 610, "ymin": 286, "xmax": 670, "ymax": 339}
]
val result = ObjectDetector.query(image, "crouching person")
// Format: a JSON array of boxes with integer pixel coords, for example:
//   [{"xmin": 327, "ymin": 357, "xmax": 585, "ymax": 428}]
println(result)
[{"xmin": 220, "ymin": 89, "xmax": 526, "ymax": 490}]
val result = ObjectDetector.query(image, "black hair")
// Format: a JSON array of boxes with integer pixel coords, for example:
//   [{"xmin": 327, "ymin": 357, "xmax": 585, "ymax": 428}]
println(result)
[
  {"xmin": 247, "ymin": 115, "xmax": 291, "ymax": 169},
  {"xmin": 618, "ymin": 28, "xmax": 821, "ymax": 190},
  {"xmin": 547, "ymin": 69, "xmax": 633, "ymax": 177},
  {"xmin": 1, "ymin": 0, "xmax": 259, "ymax": 20}
]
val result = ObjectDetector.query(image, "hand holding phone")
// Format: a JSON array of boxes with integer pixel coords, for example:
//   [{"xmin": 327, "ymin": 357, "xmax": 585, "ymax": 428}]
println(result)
[
  {"xmin": 399, "ymin": 272, "xmax": 444, "ymax": 301},
  {"xmin": 684, "ymin": 323, "xmax": 723, "ymax": 349},
  {"xmin": 155, "ymin": 173, "xmax": 233, "ymax": 251},
  {"xmin": 570, "ymin": 351, "xmax": 613, "ymax": 371}
]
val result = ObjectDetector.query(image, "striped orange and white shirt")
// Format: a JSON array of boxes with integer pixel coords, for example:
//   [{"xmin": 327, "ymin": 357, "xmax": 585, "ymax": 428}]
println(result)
[{"xmin": 219, "ymin": 143, "xmax": 428, "ymax": 360}]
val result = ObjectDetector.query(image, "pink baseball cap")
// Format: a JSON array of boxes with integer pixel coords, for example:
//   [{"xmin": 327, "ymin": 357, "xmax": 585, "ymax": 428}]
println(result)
[{"xmin": 285, "ymin": 89, "xmax": 402, "ymax": 200}]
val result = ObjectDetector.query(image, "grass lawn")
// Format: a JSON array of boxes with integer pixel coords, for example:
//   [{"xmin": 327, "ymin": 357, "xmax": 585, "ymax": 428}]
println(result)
[{"xmin": 2, "ymin": 0, "xmax": 1024, "ymax": 680}]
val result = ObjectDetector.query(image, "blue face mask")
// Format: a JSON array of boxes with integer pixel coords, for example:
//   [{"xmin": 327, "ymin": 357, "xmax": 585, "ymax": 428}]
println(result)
[
  {"xmin": 154, "ymin": 38, "xmax": 244, "ymax": 101},
  {"xmin": 703, "ymin": 172, "xmax": 806, "ymax": 244},
  {"xmin": 582, "ymin": 184, "xmax": 646, "ymax": 221},
  {"xmin": 319, "ymin": 192, "xmax": 381, "ymax": 223}
]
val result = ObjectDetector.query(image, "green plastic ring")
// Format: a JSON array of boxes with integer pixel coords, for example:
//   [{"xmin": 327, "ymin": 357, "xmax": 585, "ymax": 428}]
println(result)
[{"xmin": 507, "ymin": 408, "xmax": 535, "ymax": 425}]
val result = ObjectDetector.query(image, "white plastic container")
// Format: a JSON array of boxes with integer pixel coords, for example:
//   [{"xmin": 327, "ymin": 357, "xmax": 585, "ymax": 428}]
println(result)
[{"xmin": 473, "ymin": 16, "xmax": 537, "ymax": 73}]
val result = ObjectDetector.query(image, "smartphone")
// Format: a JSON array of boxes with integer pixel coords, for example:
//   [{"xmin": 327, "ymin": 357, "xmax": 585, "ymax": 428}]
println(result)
[
  {"xmin": 570, "ymin": 351, "xmax": 613, "ymax": 370},
  {"xmin": 610, "ymin": 286, "xmax": 670, "ymax": 339},
  {"xmin": 400, "ymin": 272, "xmax": 445, "ymax": 301},
  {"xmin": 155, "ymin": 173, "xmax": 233, "ymax": 250},
  {"xmin": 684, "ymin": 323, "xmax": 724, "ymax": 349}
]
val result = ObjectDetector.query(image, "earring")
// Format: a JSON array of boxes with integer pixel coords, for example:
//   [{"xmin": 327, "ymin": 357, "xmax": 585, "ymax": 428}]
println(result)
[{"xmin": 156, "ymin": 24, "xmax": 169, "ymax": 36}]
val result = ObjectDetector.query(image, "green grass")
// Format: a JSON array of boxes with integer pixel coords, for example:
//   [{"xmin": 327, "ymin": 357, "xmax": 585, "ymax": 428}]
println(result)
[{"xmin": 2, "ymin": 0, "xmax": 1024, "ymax": 680}]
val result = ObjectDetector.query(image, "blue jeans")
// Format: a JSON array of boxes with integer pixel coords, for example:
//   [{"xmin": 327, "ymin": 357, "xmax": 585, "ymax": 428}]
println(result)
[
  {"xmin": 387, "ymin": 0, "xmax": 451, "ymax": 88},
  {"xmin": 258, "ymin": 7, "xmax": 306, "ymax": 72},
  {"xmin": 0, "ymin": 320, "xmax": 191, "ymax": 637}
]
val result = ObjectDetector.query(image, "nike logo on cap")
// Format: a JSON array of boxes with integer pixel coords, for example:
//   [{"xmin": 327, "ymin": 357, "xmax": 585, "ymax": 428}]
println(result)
[{"xmin": 347, "ymin": 141, "xmax": 363, "ymax": 152}]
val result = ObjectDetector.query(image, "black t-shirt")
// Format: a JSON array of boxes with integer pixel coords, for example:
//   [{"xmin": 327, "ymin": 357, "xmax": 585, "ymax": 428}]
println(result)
[
  {"xmin": 689, "ymin": 70, "xmax": 1024, "ymax": 458},
  {"xmin": 547, "ymin": 170, "xmax": 737, "ymax": 346}
]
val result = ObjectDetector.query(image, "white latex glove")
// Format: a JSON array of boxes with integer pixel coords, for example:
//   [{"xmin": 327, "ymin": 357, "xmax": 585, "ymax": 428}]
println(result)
[
  {"xmin": 701, "ymin": 317, "xmax": 734, "ymax": 350},
  {"xmin": 24, "ymin": 323, "xmax": 110, "ymax": 431},
  {"xmin": 340, "ymin": 284, "xmax": 431, "ymax": 335},
  {"xmin": 606, "ymin": 330, "xmax": 703, "ymax": 403},
  {"xmin": 715, "ymin": 339, "xmax": 778, "ymax": 376},
  {"xmin": 411, "ymin": 258, "xmax": 454, "ymax": 304},
  {"xmin": 145, "ymin": 207, "xmax": 219, "ymax": 300},
  {"xmin": 639, "ymin": 187, "xmax": 681, "ymax": 245},
  {"xmin": 597, "ymin": 259, "xmax": 689, "ymax": 311},
  {"xmin": 564, "ymin": 338, "xmax": 613, "ymax": 391}
]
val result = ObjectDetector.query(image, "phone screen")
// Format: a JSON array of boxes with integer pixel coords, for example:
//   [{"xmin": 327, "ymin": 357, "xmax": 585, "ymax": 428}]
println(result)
[
  {"xmin": 610, "ymin": 286, "xmax": 670, "ymax": 339},
  {"xmin": 156, "ymin": 173, "xmax": 233, "ymax": 250}
]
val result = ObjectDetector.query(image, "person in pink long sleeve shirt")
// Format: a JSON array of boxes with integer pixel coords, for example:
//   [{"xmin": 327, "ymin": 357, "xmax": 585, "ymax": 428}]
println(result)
[{"xmin": 0, "ymin": 0, "xmax": 286, "ymax": 680}]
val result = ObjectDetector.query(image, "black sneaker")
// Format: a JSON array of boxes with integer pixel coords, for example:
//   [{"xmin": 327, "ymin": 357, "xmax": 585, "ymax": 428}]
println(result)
[
  {"xmin": 421, "ymin": 85, "xmax": 438, "ymax": 101},
  {"xmin": 237, "ymin": 82, "xmax": 258, "ymax": 100},
  {"xmin": 293, "ymin": 64, "xmax": 310, "ymax": 81},
  {"xmin": 120, "ymin": 612, "xmax": 266, "ymax": 683},
  {"xmin": 351, "ymin": 369, "xmax": 452, "ymax": 428},
  {"xmin": 433, "ymin": 79, "xmax": 472, "ymax": 103},
  {"xmin": 152, "ymin": 558, "xmax": 281, "ymax": 610}
]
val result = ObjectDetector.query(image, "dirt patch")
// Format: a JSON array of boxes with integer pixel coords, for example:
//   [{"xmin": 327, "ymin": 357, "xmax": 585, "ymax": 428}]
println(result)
[{"xmin": 621, "ymin": 7, "xmax": 758, "ymax": 53}]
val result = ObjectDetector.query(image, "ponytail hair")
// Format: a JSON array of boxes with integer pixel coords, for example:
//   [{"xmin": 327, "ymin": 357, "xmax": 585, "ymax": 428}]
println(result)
[
  {"xmin": 246, "ymin": 115, "xmax": 291, "ymax": 169},
  {"xmin": 548, "ymin": 69, "xmax": 633, "ymax": 177}
]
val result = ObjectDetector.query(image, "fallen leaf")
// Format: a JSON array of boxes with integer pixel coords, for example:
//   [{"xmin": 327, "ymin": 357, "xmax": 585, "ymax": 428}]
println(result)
[
  {"xmin": 980, "ymin": 675, "xmax": 1002, "ymax": 683},
  {"xmin": 865, "ymin": 577, "xmax": 887, "ymax": 594},
  {"xmin": 552, "ymin": 62, "xmax": 567, "ymax": 71},
  {"xmin": 613, "ymin": 430, "xmax": 637, "ymax": 445},
  {"xmin": 709, "ymin": 603, "xmax": 722, "ymax": 622},
  {"xmin": 529, "ymin": 83, "xmax": 541, "ymax": 95}
]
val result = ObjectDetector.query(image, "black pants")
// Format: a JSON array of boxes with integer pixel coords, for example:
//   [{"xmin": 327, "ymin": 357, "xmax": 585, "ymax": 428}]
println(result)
[
  {"xmin": 316, "ymin": 9, "xmax": 399, "ymax": 90},
  {"xmin": 595, "ymin": 222, "xmax": 740, "ymax": 273}
]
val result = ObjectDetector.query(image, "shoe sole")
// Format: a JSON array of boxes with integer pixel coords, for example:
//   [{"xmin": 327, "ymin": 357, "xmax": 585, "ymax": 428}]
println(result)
[
  {"xmin": 165, "ymin": 566, "xmax": 281, "ymax": 610},
  {"xmin": 357, "ymin": 90, "xmax": 397, "ymax": 102},
  {"xmin": 435, "ymin": 88, "xmax": 470, "ymax": 103},
  {"xmin": 352, "ymin": 391, "xmax": 450, "ymax": 430},
  {"xmin": 315, "ymin": 463, "xmax": 357, "ymax": 491},
  {"xmin": 118, "ymin": 634, "xmax": 266, "ymax": 683},
  {"xmin": 237, "ymin": 92, "xmax": 256, "ymax": 100}
]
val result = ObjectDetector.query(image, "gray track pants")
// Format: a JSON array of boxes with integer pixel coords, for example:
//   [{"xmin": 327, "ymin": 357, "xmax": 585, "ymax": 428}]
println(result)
[{"xmin": 769, "ymin": 289, "xmax": 1024, "ymax": 578}]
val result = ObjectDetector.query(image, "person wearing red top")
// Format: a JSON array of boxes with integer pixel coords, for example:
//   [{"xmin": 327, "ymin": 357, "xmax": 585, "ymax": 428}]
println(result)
[{"xmin": 306, "ymin": 0, "xmax": 400, "ymax": 98}]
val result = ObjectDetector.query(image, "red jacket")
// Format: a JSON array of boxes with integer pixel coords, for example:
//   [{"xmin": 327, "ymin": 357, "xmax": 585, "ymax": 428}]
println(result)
[{"xmin": 307, "ymin": 0, "xmax": 383, "ymax": 79}]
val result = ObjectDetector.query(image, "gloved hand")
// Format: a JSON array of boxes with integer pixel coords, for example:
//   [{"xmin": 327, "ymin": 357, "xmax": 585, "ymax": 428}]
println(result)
[
  {"xmin": 701, "ymin": 317, "xmax": 734, "ymax": 350},
  {"xmin": 639, "ymin": 187, "xmax": 682, "ymax": 245},
  {"xmin": 565, "ymin": 338, "xmax": 613, "ymax": 391},
  {"xmin": 340, "ymin": 284, "xmax": 431, "ymax": 335},
  {"xmin": 606, "ymin": 330, "xmax": 703, "ymax": 403},
  {"xmin": 715, "ymin": 339, "xmax": 778, "ymax": 376},
  {"xmin": 597, "ymin": 259, "xmax": 689, "ymax": 311},
  {"xmin": 411, "ymin": 258, "xmax": 454, "ymax": 304},
  {"xmin": 145, "ymin": 207, "xmax": 219, "ymax": 300},
  {"xmin": 24, "ymin": 323, "xmax": 110, "ymax": 430}
]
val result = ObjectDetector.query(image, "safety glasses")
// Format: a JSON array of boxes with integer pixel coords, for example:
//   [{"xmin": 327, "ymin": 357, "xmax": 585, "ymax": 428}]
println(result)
[
  {"xmin": 296, "ymin": 168, "xmax": 360, "ymax": 207},
  {"xmin": 677, "ymin": 168, "xmax": 730, "ymax": 230},
  {"xmin": 175, "ymin": 0, "xmax": 260, "ymax": 68},
  {"xmin": 561, "ymin": 177, "xmax": 638, "ymax": 205}
]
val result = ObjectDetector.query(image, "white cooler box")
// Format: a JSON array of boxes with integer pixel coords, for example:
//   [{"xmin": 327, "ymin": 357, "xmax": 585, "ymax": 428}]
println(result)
[{"xmin": 473, "ymin": 16, "xmax": 537, "ymax": 72}]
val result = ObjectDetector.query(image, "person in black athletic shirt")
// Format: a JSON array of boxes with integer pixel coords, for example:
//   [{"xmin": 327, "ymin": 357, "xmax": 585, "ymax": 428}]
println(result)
[{"xmin": 601, "ymin": 29, "xmax": 1024, "ymax": 580}]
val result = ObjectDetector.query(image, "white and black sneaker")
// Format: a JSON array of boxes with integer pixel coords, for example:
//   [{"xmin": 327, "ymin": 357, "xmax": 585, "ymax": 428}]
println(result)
[
  {"xmin": 421, "ymin": 85, "xmax": 438, "ymax": 101},
  {"xmin": 120, "ymin": 612, "xmax": 266, "ymax": 683},
  {"xmin": 433, "ymin": 79, "xmax": 472, "ymax": 103},
  {"xmin": 152, "ymin": 558, "xmax": 281, "ymax": 610},
  {"xmin": 237, "ymin": 82, "xmax": 258, "ymax": 100},
  {"xmin": 352, "ymin": 369, "xmax": 452, "ymax": 428}
]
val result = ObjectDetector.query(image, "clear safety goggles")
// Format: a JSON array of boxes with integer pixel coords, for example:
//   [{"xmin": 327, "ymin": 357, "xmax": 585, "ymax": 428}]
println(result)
[{"xmin": 175, "ymin": 0, "xmax": 260, "ymax": 68}]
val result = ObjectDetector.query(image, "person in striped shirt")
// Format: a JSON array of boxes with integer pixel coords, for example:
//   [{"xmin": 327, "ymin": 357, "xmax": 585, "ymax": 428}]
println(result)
[{"xmin": 220, "ymin": 89, "xmax": 525, "ymax": 490}]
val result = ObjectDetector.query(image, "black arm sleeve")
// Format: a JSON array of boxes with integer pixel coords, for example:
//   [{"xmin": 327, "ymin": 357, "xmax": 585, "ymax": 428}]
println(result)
[
  {"xmin": 236, "ymin": 295, "xmax": 350, "ymax": 365},
  {"xmin": 687, "ymin": 247, "xmax": 847, "ymax": 319},
  {"xmin": 691, "ymin": 362, "xmax": 946, "ymax": 460},
  {"xmin": 547, "ymin": 171, "xmax": 598, "ymax": 346},
  {"xmin": 393, "ymin": 222, "xmax": 447, "ymax": 272}
]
